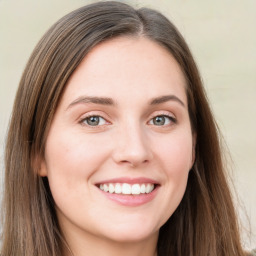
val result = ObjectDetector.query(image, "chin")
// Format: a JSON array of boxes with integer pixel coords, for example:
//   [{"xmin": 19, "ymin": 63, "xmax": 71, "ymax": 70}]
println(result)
[
  {"xmin": 97, "ymin": 220, "xmax": 160, "ymax": 243},
  {"xmin": 105, "ymin": 231, "xmax": 158, "ymax": 244}
]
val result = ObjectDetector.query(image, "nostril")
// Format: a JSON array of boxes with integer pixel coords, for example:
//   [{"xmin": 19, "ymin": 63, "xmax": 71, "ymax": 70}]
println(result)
[
  {"xmin": 119, "ymin": 159, "xmax": 149, "ymax": 168},
  {"xmin": 111, "ymin": 133, "xmax": 153, "ymax": 166}
]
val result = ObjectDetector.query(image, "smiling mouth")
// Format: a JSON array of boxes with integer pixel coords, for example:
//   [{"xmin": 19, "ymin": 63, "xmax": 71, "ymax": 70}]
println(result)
[{"xmin": 97, "ymin": 183, "xmax": 157, "ymax": 195}]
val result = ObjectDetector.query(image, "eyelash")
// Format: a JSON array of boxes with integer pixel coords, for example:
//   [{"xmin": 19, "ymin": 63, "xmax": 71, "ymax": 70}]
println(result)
[
  {"xmin": 79, "ymin": 114, "xmax": 110, "ymax": 127},
  {"xmin": 79, "ymin": 112, "xmax": 177, "ymax": 128},
  {"xmin": 148, "ymin": 114, "xmax": 177, "ymax": 126}
]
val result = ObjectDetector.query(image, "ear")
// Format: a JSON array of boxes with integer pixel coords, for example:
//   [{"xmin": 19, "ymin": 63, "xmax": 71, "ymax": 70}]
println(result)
[
  {"xmin": 38, "ymin": 160, "xmax": 48, "ymax": 177},
  {"xmin": 191, "ymin": 132, "xmax": 197, "ymax": 168},
  {"xmin": 32, "ymin": 154, "xmax": 48, "ymax": 177}
]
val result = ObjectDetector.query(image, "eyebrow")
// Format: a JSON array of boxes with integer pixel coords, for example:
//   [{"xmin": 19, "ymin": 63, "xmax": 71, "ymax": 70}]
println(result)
[
  {"xmin": 67, "ymin": 94, "xmax": 185, "ymax": 110},
  {"xmin": 67, "ymin": 96, "xmax": 115, "ymax": 110},
  {"xmin": 149, "ymin": 95, "xmax": 185, "ymax": 107}
]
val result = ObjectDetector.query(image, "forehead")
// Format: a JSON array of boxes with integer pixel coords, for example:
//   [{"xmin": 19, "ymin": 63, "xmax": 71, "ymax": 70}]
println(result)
[{"xmin": 61, "ymin": 36, "xmax": 187, "ymax": 106}]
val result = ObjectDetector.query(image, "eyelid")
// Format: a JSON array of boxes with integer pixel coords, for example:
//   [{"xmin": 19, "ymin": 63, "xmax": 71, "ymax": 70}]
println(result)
[
  {"xmin": 77, "ymin": 110, "xmax": 177, "ymax": 128},
  {"xmin": 79, "ymin": 112, "xmax": 111, "ymax": 127},
  {"xmin": 148, "ymin": 111, "xmax": 176, "ymax": 120},
  {"xmin": 147, "ymin": 111, "xmax": 177, "ymax": 125}
]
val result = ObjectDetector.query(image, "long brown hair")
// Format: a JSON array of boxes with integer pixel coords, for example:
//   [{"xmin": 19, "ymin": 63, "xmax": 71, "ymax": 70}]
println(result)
[{"xmin": 1, "ymin": 1, "xmax": 245, "ymax": 255}]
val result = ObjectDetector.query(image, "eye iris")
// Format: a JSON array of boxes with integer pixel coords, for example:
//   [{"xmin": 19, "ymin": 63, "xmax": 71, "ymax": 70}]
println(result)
[
  {"xmin": 153, "ymin": 116, "xmax": 165, "ymax": 125},
  {"xmin": 87, "ymin": 116, "xmax": 99, "ymax": 126}
]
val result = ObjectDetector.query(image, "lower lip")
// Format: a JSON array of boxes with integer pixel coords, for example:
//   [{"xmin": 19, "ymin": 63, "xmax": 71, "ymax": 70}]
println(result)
[{"xmin": 97, "ymin": 186, "xmax": 159, "ymax": 206}]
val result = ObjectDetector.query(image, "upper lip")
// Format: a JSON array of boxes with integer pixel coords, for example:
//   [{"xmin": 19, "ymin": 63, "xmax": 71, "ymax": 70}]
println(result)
[{"xmin": 95, "ymin": 177, "xmax": 160, "ymax": 185}]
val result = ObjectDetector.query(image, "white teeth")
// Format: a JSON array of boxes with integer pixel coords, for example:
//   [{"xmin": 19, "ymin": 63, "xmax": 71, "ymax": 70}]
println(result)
[
  {"xmin": 122, "ymin": 183, "xmax": 132, "ymax": 194},
  {"xmin": 146, "ymin": 183, "xmax": 153, "ymax": 193},
  {"xmin": 115, "ymin": 183, "xmax": 122, "ymax": 194},
  {"xmin": 98, "ymin": 183, "xmax": 155, "ymax": 195},
  {"xmin": 131, "ymin": 184, "xmax": 140, "ymax": 195},
  {"xmin": 109, "ymin": 183, "xmax": 115, "ymax": 193},
  {"xmin": 103, "ymin": 184, "xmax": 109, "ymax": 192},
  {"xmin": 140, "ymin": 184, "xmax": 146, "ymax": 193}
]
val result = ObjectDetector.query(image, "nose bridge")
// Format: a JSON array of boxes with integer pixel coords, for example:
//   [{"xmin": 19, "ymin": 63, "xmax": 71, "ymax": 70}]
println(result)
[{"xmin": 112, "ymin": 117, "xmax": 152, "ymax": 166}]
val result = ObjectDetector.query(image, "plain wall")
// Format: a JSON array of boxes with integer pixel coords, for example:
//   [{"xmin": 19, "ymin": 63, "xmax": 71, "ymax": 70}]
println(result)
[{"xmin": 0, "ymin": 0, "xmax": 255, "ymax": 249}]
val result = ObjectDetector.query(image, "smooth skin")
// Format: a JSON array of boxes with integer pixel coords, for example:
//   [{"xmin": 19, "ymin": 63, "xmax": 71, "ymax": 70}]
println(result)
[{"xmin": 39, "ymin": 37, "xmax": 195, "ymax": 256}]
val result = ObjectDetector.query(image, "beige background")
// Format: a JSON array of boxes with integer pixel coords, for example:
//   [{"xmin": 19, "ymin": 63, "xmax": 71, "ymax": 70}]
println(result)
[{"xmin": 0, "ymin": 0, "xmax": 255, "ymax": 249}]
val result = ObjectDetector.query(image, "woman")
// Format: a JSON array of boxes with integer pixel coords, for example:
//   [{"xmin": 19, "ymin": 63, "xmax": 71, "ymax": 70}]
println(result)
[{"xmin": 0, "ymin": 1, "xmax": 250, "ymax": 255}]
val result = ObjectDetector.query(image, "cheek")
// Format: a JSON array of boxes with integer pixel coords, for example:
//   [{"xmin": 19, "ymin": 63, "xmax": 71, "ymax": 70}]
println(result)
[
  {"xmin": 157, "ymin": 130, "xmax": 193, "ymax": 174},
  {"xmin": 45, "ymin": 130, "xmax": 108, "ymax": 172},
  {"xmin": 43, "ymin": 130, "xmax": 111, "ymax": 196},
  {"xmin": 155, "ymin": 131, "xmax": 192, "ymax": 213}
]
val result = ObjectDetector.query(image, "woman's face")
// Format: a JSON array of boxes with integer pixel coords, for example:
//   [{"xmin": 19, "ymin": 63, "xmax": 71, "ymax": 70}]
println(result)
[{"xmin": 40, "ymin": 37, "xmax": 195, "ymax": 244}]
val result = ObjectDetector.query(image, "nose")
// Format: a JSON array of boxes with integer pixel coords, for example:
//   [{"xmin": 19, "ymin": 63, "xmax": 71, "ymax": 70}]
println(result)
[{"xmin": 112, "ymin": 122, "xmax": 153, "ymax": 168}]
